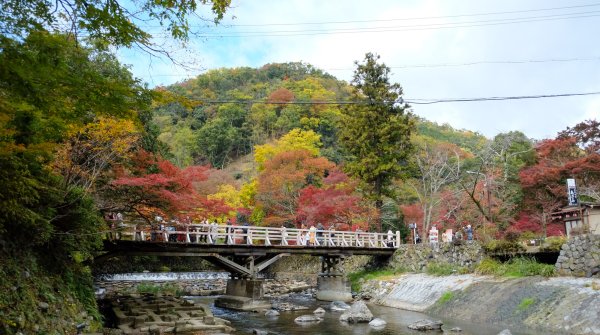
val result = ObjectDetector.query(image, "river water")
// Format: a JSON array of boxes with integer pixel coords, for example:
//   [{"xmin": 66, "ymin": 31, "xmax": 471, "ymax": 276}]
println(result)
[
  {"xmin": 192, "ymin": 294, "xmax": 538, "ymax": 335},
  {"xmin": 98, "ymin": 272, "xmax": 541, "ymax": 335}
]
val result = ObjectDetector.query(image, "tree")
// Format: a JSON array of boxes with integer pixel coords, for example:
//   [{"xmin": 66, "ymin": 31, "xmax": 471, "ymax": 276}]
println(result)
[
  {"xmin": 408, "ymin": 137, "xmax": 464, "ymax": 237},
  {"xmin": 254, "ymin": 128, "xmax": 322, "ymax": 170},
  {"xmin": 520, "ymin": 120, "xmax": 600, "ymax": 214},
  {"xmin": 109, "ymin": 151, "xmax": 231, "ymax": 220},
  {"xmin": 296, "ymin": 170, "xmax": 373, "ymax": 230},
  {"xmin": 339, "ymin": 52, "xmax": 415, "ymax": 231},
  {"xmin": 255, "ymin": 149, "xmax": 335, "ymax": 226},
  {"xmin": 1, "ymin": 0, "xmax": 231, "ymax": 54}
]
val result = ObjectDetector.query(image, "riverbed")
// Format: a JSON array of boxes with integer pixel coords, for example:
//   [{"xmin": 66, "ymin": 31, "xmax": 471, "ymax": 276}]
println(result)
[
  {"xmin": 95, "ymin": 272, "xmax": 572, "ymax": 335},
  {"xmin": 189, "ymin": 294, "xmax": 542, "ymax": 335}
]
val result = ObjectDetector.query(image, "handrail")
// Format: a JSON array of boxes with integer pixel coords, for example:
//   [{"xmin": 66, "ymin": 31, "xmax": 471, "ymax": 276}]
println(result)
[{"xmin": 106, "ymin": 221, "xmax": 401, "ymax": 249}]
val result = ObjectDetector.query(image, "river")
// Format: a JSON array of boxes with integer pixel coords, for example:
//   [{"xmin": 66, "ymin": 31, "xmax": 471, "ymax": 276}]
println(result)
[
  {"xmin": 96, "ymin": 272, "xmax": 547, "ymax": 335},
  {"xmin": 191, "ymin": 294, "xmax": 538, "ymax": 335}
]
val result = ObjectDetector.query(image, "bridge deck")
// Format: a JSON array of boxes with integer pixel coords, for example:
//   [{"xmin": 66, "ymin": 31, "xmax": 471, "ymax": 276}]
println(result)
[
  {"xmin": 102, "ymin": 223, "xmax": 399, "ymax": 258},
  {"xmin": 103, "ymin": 240, "xmax": 396, "ymax": 257}
]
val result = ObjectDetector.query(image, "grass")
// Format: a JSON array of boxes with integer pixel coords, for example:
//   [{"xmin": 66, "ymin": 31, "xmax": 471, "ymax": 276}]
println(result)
[
  {"xmin": 348, "ymin": 268, "xmax": 406, "ymax": 291},
  {"xmin": 437, "ymin": 291, "xmax": 454, "ymax": 305},
  {"xmin": 517, "ymin": 297, "xmax": 535, "ymax": 312},
  {"xmin": 426, "ymin": 262, "xmax": 469, "ymax": 276},
  {"xmin": 475, "ymin": 257, "xmax": 555, "ymax": 278},
  {"xmin": 136, "ymin": 283, "xmax": 181, "ymax": 296}
]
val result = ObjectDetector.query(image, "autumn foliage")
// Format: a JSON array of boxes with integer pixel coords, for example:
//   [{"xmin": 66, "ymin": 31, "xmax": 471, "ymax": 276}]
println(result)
[
  {"xmin": 296, "ymin": 170, "xmax": 371, "ymax": 230},
  {"xmin": 109, "ymin": 151, "xmax": 231, "ymax": 220}
]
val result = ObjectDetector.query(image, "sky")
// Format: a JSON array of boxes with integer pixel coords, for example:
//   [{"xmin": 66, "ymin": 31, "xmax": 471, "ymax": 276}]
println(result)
[{"xmin": 119, "ymin": 0, "xmax": 600, "ymax": 140}]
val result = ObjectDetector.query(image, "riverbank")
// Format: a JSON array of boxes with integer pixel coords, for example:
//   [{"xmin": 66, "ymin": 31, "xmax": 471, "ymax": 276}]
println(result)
[{"xmin": 360, "ymin": 273, "xmax": 600, "ymax": 335}]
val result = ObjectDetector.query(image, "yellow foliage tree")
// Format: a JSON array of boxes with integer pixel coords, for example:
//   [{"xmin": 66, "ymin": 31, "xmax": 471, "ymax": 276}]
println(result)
[
  {"xmin": 254, "ymin": 128, "xmax": 321, "ymax": 170},
  {"xmin": 53, "ymin": 116, "xmax": 139, "ymax": 192}
]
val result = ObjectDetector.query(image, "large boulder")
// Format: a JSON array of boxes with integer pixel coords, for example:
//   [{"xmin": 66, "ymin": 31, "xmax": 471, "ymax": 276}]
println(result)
[
  {"xmin": 407, "ymin": 319, "xmax": 443, "ymax": 331},
  {"xmin": 339, "ymin": 300, "xmax": 373, "ymax": 323}
]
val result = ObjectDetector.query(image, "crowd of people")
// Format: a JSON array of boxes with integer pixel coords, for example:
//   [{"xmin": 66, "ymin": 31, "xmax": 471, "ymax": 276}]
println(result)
[{"xmin": 107, "ymin": 212, "xmax": 478, "ymax": 247}]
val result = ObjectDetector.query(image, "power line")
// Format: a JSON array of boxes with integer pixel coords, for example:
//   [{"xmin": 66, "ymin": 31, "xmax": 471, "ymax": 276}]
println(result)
[
  {"xmin": 142, "ymin": 56, "xmax": 600, "ymax": 77},
  {"xmin": 188, "ymin": 91, "xmax": 600, "ymax": 106},
  {"xmin": 137, "ymin": 3, "xmax": 600, "ymax": 28},
  {"xmin": 191, "ymin": 11, "xmax": 600, "ymax": 38},
  {"xmin": 407, "ymin": 91, "xmax": 600, "ymax": 104},
  {"xmin": 118, "ymin": 7, "xmax": 600, "ymax": 39}
]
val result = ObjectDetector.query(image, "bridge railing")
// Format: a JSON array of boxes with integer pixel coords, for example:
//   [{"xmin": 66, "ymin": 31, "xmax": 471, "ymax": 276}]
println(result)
[{"xmin": 109, "ymin": 222, "xmax": 400, "ymax": 249}]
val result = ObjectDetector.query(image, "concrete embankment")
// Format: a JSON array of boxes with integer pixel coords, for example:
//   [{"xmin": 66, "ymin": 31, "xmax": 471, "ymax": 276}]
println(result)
[{"xmin": 361, "ymin": 274, "xmax": 600, "ymax": 335}]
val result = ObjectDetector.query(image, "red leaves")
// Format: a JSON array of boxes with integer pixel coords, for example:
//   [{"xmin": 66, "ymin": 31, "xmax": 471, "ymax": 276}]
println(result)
[
  {"xmin": 267, "ymin": 88, "xmax": 295, "ymax": 104},
  {"xmin": 297, "ymin": 185, "xmax": 361, "ymax": 227},
  {"xmin": 110, "ymin": 150, "xmax": 230, "ymax": 218},
  {"xmin": 256, "ymin": 149, "xmax": 335, "ymax": 224}
]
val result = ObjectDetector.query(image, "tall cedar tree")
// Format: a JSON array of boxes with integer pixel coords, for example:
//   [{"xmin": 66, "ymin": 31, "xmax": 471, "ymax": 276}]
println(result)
[{"xmin": 339, "ymin": 53, "xmax": 415, "ymax": 232}]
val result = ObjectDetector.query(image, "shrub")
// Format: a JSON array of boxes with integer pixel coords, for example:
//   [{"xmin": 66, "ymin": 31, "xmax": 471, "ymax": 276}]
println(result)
[
  {"xmin": 136, "ymin": 283, "xmax": 181, "ymax": 296},
  {"xmin": 475, "ymin": 258, "xmax": 503, "ymax": 276},
  {"xmin": 483, "ymin": 240, "xmax": 526, "ymax": 254},
  {"xmin": 540, "ymin": 236, "xmax": 567, "ymax": 252},
  {"xmin": 475, "ymin": 257, "xmax": 555, "ymax": 277}
]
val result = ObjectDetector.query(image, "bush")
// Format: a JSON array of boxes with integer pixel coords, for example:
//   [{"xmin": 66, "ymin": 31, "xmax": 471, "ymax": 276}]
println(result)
[
  {"xmin": 483, "ymin": 240, "xmax": 526, "ymax": 254},
  {"xmin": 136, "ymin": 283, "xmax": 181, "ymax": 296},
  {"xmin": 475, "ymin": 257, "xmax": 555, "ymax": 278},
  {"xmin": 540, "ymin": 236, "xmax": 567, "ymax": 252}
]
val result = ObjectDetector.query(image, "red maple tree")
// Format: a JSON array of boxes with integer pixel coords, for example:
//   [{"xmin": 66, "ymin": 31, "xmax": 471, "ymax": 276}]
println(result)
[{"xmin": 108, "ymin": 151, "xmax": 231, "ymax": 221}]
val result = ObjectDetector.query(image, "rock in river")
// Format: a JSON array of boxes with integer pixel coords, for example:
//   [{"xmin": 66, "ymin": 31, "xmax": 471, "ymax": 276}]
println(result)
[
  {"xmin": 313, "ymin": 307, "xmax": 326, "ymax": 315},
  {"xmin": 339, "ymin": 300, "xmax": 373, "ymax": 323},
  {"xmin": 369, "ymin": 318, "xmax": 387, "ymax": 327},
  {"xmin": 407, "ymin": 319, "xmax": 443, "ymax": 331},
  {"xmin": 330, "ymin": 301, "xmax": 351, "ymax": 311},
  {"xmin": 294, "ymin": 315, "xmax": 322, "ymax": 323}
]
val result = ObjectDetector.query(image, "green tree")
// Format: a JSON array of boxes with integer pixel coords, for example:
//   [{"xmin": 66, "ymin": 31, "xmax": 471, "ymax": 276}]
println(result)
[
  {"xmin": 1, "ymin": 0, "xmax": 231, "ymax": 51},
  {"xmin": 339, "ymin": 52, "xmax": 415, "ymax": 232}
]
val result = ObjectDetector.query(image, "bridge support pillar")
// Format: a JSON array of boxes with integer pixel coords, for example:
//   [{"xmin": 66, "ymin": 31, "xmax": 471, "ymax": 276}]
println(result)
[
  {"xmin": 316, "ymin": 256, "xmax": 352, "ymax": 302},
  {"xmin": 215, "ymin": 278, "xmax": 271, "ymax": 311}
]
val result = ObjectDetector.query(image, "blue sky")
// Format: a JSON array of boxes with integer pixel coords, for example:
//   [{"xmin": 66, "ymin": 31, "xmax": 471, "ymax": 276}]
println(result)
[{"xmin": 118, "ymin": 0, "xmax": 600, "ymax": 140}]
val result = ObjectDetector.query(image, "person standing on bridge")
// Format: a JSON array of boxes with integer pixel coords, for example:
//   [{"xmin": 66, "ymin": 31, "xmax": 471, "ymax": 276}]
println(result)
[
  {"xmin": 316, "ymin": 222, "xmax": 324, "ymax": 245},
  {"xmin": 308, "ymin": 225, "xmax": 317, "ymax": 246}
]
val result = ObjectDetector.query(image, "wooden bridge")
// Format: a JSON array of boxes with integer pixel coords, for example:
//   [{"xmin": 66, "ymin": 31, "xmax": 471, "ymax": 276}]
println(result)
[{"xmin": 100, "ymin": 223, "xmax": 400, "ymax": 309}]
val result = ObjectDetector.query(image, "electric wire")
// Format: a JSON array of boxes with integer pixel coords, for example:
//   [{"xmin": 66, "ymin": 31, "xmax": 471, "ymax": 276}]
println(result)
[
  {"xmin": 184, "ymin": 91, "xmax": 600, "ymax": 106},
  {"xmin": 134, "ymin": 3, "xmax": 600, "ymax": 28}
]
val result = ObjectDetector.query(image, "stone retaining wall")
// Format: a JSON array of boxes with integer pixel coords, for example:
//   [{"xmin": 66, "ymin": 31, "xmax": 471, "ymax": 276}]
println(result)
[
  {"xmin": 555, "ymin": 234, "xmax": 600, "ymax": 277},
  {"xmin": 265, "ymin": 255, "xmax": 374, "ymax": 284},
  {"xmin": 389, "ymin": 241, "xmax": 485, "ymax": 272}
]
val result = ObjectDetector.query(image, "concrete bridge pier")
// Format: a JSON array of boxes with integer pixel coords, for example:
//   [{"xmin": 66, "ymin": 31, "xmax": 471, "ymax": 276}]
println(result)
[
  {"xmin": 316, "ymin": 255, "xmax": 352, "ymax": 302},
  {"xmin": 214, "ymin": 276, "xmax": 271, "ymax": 311},
  {"xmin": 213, "ymin": 254, "xmax": 287, "ymax": 311}
]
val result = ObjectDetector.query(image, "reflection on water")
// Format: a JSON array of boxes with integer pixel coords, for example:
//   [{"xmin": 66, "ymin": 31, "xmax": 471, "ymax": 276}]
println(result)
[{"xmin": 191, "ymin": 294, "xmax": 538, "ymax": 335}]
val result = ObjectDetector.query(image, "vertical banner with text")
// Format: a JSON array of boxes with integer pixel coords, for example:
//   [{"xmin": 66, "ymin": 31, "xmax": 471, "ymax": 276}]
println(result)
[{"xmin": 567, "ymin": 178, "xmax": 578, "ymax": 206}]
